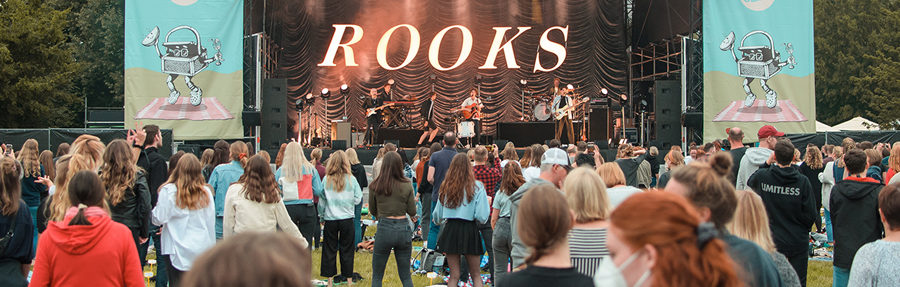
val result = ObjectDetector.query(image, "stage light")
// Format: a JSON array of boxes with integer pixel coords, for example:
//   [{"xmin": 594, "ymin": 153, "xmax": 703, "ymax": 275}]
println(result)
[
  {"xmin": 475, "ymin": 74, "xmax": 483, "ymax": 83},
  {"xmin": 429, "ymin": 74, "xmax": 437, "ymax": 81},
  {"xmin": 387, "ymin": 79, "xmax": 395, "ymax": 85},
  {"xmin": 620, "ymin": 94, "xmax": 628, "ymax": 101},
  {"xmin": 294, "ymin": 99, "xmax": 304, "ymax": 109},
  {"xmin": 566, "ymin": 84, "xmax": 574, "ymax": 90},
  {"xmin": 305, "ymin": 93, "xmax": 314, "ymax": 100},
  {"xmin": 601, "ymin": 88, "xmax": 608, "ymax": 95},
  {"xmin": 340, "ymin": 84, "xmax": 349, "ymax": 93},
  {"xmin": 519, "ymin": 79, "xmax": 527, "ymax": 85}
]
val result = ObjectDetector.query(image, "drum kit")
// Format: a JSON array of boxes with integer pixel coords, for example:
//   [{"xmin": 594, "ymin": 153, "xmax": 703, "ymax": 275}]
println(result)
[{"xmin": 523, "ymin": 91, "xmax": 586, "ymax": 122}]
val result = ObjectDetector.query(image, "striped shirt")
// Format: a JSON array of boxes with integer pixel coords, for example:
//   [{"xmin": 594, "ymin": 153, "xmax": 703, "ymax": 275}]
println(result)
[{"xmin": 568, "ymin": 227, "xmax": 609, "ymax": 277}]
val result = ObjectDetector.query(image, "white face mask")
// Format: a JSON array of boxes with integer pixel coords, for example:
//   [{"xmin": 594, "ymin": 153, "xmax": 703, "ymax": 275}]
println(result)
[{"xmin": 593, "ymin": 252, "xmax": 651, "ymax": 287}]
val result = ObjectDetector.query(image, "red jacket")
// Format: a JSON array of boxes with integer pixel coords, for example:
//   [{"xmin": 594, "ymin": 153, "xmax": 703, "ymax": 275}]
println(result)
[{"xmin": 30, "ymin": 208, "xmax": 145, "ymax": 287}]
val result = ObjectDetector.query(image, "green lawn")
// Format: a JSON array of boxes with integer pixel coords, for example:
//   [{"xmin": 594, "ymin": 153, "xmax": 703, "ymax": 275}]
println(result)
[{"xmin": 140, "ymin": 216, "xmax": 834, "ymax": 287}]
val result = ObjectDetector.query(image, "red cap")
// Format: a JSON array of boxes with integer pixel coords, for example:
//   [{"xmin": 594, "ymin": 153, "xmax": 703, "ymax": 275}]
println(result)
[{"xmin": 757, "ymin": 125, "xmax": 784, "ymax": 138}]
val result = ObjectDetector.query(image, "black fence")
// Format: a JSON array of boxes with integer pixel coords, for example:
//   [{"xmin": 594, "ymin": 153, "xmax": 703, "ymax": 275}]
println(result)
[{"xmin": 0, "ymin": 129, "xmax": 174, "ymax": 158}]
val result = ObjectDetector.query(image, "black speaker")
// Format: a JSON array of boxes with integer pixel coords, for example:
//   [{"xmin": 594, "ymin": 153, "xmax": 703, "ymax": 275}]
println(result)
[
  {"xmin": 332, "ymin": 140, "xmax": 347, "ymax": 150},
  {"xmin": 384, "ymin": 139, "xmax": 400, "ymax": 148},
  {"xmin": 653, "ymin": 80, "xmax": 681, "ymax": 149},
  {"xmin": 261, "ymin": 79, "xmax": 287, "ymax": 150},
  {"xmin": 242, "ymin": 110, "xmax": 261, "ymax": 126},
  {"xmin": 588, "ymin": 106, "xmax": 610, "ymax": 141},
  {"xmin": 683, "ymin": 112, "xmax": 703, "ymax": 128}
]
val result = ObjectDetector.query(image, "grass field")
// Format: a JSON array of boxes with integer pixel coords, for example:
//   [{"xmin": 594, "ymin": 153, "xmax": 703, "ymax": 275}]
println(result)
[{"xmin": 140, "ymin": 216, "xmax": 836, "ymax": 287}]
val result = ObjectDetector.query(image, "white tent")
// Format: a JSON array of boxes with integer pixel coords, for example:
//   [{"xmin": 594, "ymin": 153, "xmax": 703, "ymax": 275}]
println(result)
[
  {"xmin": 832, "ymin": 117, "xmax": 880, "ymax": 131},
  {"xmin": 816, "ymin": 121, "xmax": 840, "ymax": 132}
]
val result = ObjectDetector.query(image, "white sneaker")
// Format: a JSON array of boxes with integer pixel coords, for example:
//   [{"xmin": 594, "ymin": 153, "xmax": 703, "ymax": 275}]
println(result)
[
  {"xmin": 743, "ymin": 94, "xmax": 756, "ymax": 107},
  {"xmin": 189, "ymin": 87, "xmax": 202, "ymax": 106},
  {"xmin": 765, "ymin": 90, "xmax": 777, "ymax": 108},
  {"xmin": 167, "ymin": 90, "xmax": 180, "ymax": 105}
]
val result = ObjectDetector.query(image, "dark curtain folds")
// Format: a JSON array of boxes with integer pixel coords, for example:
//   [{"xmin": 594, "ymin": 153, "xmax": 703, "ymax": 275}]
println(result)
[{"xmin": 266, "ymin": 0, "xmax": 626, "ymax": 137}]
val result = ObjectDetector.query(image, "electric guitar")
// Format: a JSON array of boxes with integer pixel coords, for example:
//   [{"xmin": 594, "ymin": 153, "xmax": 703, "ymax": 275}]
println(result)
[
  {"xmin": 554, "ymin": 97, "xmax": 590, "ymax": 120},
  {"xmin": 366, "ymin": 103, "xmax": 395, "ymax": 117}
]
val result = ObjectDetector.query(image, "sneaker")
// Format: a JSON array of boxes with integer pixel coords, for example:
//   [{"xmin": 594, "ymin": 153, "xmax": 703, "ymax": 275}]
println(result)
[
  {"xmin": 743, "ymin": 94, "xmax": 756, "ymax": 107},
  {"xmin": 765, "ymin": 90, "xmax": 777, "ymax": 108},
  {"xmin": 167, "ymin": 90, "xmax": 181, "ymax": 105}
]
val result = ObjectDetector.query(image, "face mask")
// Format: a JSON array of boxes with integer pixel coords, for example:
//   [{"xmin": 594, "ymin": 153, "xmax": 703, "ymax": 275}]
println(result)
[{"xmin": 594, "ymin": 252, "xmax": 651, "ymax": 287}]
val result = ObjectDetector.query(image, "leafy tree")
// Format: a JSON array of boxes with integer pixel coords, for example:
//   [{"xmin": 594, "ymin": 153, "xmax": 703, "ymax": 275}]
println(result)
[
  {"xmin": 0, "ymin": 0, "xmax": 81, "ymax": 127},
  {"xmin": 815, "ymin": 0, "xmax": 900, "ymax": 129}
]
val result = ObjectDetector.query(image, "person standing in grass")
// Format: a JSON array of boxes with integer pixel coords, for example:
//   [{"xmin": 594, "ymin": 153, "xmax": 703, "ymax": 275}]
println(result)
[
  {"xmin": 728, "ymin": 189, "xmax": 802, "ymax": 287},
  {"xmin": 275, "ymin": 142, "xmax": 323, "ymax": 249},
  {"xmin": 318, "ymin": 150, "xmax": 362, "ymax": 285},
  {"xmin": 368, "ymin": 151, "xmax": 416, "ymax": 287},
  {"xmin": 491, "ymin": 161, "xmax": 525, "ymax": 284},
  {"xmin": 849, "ymin": 182, "xmax": 900, "ymax": 286},
  {"xmin": 433, "ymin": 153, "xmax": 490, "ymax": 287},
  {"xmin": 829, "ymin": 149, "xmax": 884, "ymax": 287},
  {"xmin": 153, "ymin": 154, "xmax": 216, "ymax": 286},
  {"xmin": 208, "ymin": 141, "xmax": 249, "ymax": 239},
  {"xmin": 562, "ymin": 167, "xmax": 612, "ymax": 277}
]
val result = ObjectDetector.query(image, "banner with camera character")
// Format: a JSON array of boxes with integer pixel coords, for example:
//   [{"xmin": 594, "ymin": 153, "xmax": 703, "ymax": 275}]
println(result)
[
  {"xmin": 124, "ymin": 0, "xmax": 242, "ymax": 140},
  {"xmin": 703, "ymin": 0, "xmax": 815, "ymax": 142}
]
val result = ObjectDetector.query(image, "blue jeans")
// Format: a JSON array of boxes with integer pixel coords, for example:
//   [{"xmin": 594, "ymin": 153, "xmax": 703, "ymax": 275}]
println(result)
[
  {"xmin": 832, "ymin": 266, "xmax": 850, "ymax": 287},
  {"xmin": 824, "ymin": 209, "xmax": 834, "ymax": 242},
  {"xmin": 427, "ymin": 200, "xmax": 441, "ymax": 250},
  {"xmin": 354, "ymin": 202, "xmax": 363, "ymax": 245},
  {"xmin": 149, "ymin": 226, "xmax": 168, "ymax": 286},
  {"xmin": 371, "ymin": 218, "xmax": 413, "ymax": 287},
  {"xmin": 28, "ymin": 206, "xmax": 38, "ymax": 254},
  {"xmin": 215, "ymin": 216, "xmax": 223, "ymax": 239}
]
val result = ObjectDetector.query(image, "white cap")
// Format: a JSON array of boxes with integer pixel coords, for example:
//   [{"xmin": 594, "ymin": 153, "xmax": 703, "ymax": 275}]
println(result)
[{"xmin": 541, "ymin": 148, "xmax": 571, "ymax": 167}]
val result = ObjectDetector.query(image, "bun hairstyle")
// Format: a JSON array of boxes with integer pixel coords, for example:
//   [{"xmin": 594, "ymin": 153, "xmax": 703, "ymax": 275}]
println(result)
[
  {"xmin": 230, "ymin": 141, "xmax": 250, "ymax": 167},
  {"xmin": 0, "ymin": 157, "xmax": 22, "ymax": 216},
  {"xmin": 670, "ymin": 153, "xmax": 737, "ymax": 230},
  {"xmin": 611, "ymin": 192, "xmax": 741, "ymax": 287},
  {"xmin": 517, "ymin": 184, "xmax": 572, "ymax": 265},
  {"xmin": 67, "ymin": 171, "xmax": 107, "ymax": 226},
  {"xmin": 212, "ymin": 140, "xmax": 231, "ymax": 167}
]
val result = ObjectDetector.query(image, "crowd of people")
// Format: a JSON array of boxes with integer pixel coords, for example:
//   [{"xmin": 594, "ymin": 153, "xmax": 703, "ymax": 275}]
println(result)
[{"xmin": 0, "ymin": 124, "xmax": 899, "ymax": 287}]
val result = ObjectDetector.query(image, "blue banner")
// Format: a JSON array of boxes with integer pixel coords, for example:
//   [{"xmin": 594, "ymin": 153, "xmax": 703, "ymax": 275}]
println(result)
[
  {"xmin": 125, "ymin": 0, "xmax": 243, "ymax": 140},
  {"xmin": 703, "ymin": 0, "xmax": 815, "ymax": 142}
]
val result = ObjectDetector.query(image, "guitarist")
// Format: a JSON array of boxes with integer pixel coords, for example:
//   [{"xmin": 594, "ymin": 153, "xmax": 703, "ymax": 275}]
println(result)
[
  {"xmin": 461, "ymin": 89, "xmax": 484, "ymax": 144},
  {"xmin": 551, "ymin": 78, "xmax": 575, "ymax": 144},
  {"xmin": 363, "ymin": 88, "xmax": 385, "ymax": 146}
]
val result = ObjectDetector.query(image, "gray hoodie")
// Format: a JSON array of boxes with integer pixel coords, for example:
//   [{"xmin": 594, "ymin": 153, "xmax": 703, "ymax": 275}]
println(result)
[
  {"xmin": 736, "ymin": 147, "xmax": 773, "ymax": 191},
  {"xmin": 508, "ymin": 177, "xmax": 552, "ymax": 268}
]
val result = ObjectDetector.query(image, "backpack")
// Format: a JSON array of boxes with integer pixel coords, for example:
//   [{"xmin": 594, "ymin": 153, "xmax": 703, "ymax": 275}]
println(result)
[{"xmin": 413, "ymin": 248, "xmax": 445, "ymax": 274}]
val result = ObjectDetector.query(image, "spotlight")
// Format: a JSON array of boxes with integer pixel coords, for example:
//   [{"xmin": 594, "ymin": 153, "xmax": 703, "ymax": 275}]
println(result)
[
  {"xmin": 620, "ymin": 94, "xmax": 628, "ymax": 101},
  {"xmin": 429, "ymin": 74, "xmax": 437, "ymax": 81},
  {"xmin": 321, "ymin": 88, "xmax": 330, "ymax": 98},
  {"xmin": 340, "ymin": 84, "xmax": 349, "ymax": 94},
  {"xmin": 305, "ymin": 93, "xmax": 314, "ymax": 100},
  {"xmin": 387, "ymin": 79, "xmax": 395, "ymax": 85},
  {"xmin": 519, "ymin": 79, "xmax": 527, "ymax": 85},
  {"xmin": 566, "ymin": 84, "xmax": 574, "ymax": 90},
  {"xmin": 475, "ymin": 74, "xmax": 483, "ymax": 83},
  {"xmin": 601, "ymin": 88, "xmax": 608, "ymax": 95},
  {"xmin": 294, "ymin": 99, "xmax": 304, "ymax": 109}
]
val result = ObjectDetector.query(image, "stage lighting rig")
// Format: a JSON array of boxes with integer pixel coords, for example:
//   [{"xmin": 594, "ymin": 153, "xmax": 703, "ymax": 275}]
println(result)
[
  {"xmin": 340, "ymin": 84, "xmax": 349, "ymax": 94},
  {"xmin": 321, "ymin": 88, "xmax": 330, "ymax": 98}
]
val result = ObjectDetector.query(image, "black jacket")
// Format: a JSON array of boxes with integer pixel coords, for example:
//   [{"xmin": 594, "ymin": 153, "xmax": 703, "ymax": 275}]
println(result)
[
  {"xmin": 137, "ymin": 147, "xmax": 168, "ymax": 207},
  {"xmin": 729, "ymin": 147, "xmax": 748, "ymax": 186},
  {"xmin": 829, "ymin": 177, "xmax": 884, "ymax": 269},
  {"xmin": 798, "ymin": 163, "xmax": 825, "ymax": 207},
  {"xmin": 108, "ymin": 171, "xmax": 152, "ymax": 239},
  {"xmin": 748, "ymin": 165, "xmax": 817, "ymax": 251},
  {"xmin": 350, "ymin": 163, "xmax": 368, "ymax": 189},
  {"xmin": 646, "ymin": 154, "xmax": 660, "ymax": 177}
]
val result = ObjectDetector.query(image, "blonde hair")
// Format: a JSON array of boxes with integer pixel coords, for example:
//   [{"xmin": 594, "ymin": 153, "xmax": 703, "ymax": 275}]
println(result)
[
  {"xmin": 17, "ymin": 139, "xmax": 41, "ymax": 178},
  {"xmin": 310, "ymin": 148, "xmax": 323, "ymax": 164},
  {"xmin": 324, "ymin": 150, "xmax": 350, "ymax": 192},
  {"xmin": 346, "ymin": 148, "xmax": 361, "ymax": 165},
  {"xmin": 834, "ymin": 146, "xmax": 845, "ymax": 168},
  {"xmin": 280, "ymin": 142, "xmax": 313, "ymax": 182},
  {"xmin": 727, "ymin": 189, "xmax": 776, "ymax": 253},
  {"xmin": 49, "ymin": 135, "xmax": 106, "ymax": 221},
  {"xmin": 563, "ymin": 167, "xmax": 610, "ymax": 223},
  {"xmin": 804, "ymin": 146, "xmax": 823, "ymax": 169},
  {"xmin": 165, "ymin": 154, "xmax": 211, "ymax": 210},
  {"xmin": 890, "ymin": 142, "xmax": 900, "ymax": 172},
  {"xmin": 596, "ymin": 162, "xmax": 626, "ymax": 187}
]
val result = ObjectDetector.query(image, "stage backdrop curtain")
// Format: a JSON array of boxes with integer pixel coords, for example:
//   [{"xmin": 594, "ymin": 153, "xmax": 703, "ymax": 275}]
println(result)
[{"xmin": 264, "ymin": 0, "xmax": 626, "ymax": 138}]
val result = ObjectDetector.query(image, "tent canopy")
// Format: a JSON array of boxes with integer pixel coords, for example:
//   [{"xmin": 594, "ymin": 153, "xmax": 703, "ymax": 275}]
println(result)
[
  {"xmin": 816, "ymin": 121, "xmax": 840, "ymax": 132},
  {"xmin": 833, "ymin": 117, "xmax": 880, "ymax": 131}
]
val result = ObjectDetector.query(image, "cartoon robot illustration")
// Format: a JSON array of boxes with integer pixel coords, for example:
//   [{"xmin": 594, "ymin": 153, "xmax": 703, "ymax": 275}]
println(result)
[
  {"xmin": 720, "ymin": 30, "xmax": 796, "ymax": 108},
  {"xmin": 141, "ymin": 25, "xmax": 223, "ymax": 106}
]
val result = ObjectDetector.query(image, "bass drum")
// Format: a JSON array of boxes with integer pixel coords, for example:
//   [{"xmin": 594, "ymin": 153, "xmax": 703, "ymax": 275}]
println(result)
[{"xmin": 532, "ymin": 102, "xmax": 552, "ymax": 121}]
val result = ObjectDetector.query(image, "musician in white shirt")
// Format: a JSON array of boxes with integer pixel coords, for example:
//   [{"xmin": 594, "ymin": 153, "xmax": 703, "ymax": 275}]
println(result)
[
  {"xmin": 551, "ymin": 78, "xmax": 575, "ymax": 144},
  {"xmin": 460, "ymin": 89, "xmax": 484, "ymax": 144}
]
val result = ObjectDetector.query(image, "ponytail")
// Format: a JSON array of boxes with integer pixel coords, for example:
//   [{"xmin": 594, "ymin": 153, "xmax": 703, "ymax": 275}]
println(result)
[
  {"xmin": 229, "ymin": 141, "xmax": 250, "ymax": 167},
  {"xmin": 68, "ymin": 204, "xmax": 91, "ymax": 225}
]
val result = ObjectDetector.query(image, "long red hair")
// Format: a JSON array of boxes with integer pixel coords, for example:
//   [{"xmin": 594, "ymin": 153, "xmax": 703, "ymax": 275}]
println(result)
[{"xmin": 610, "ymin": 192, "xmax": 742, "ymax": 287}]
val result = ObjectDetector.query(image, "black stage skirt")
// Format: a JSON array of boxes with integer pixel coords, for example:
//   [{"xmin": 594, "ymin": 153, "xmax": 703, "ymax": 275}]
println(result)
[{"xmin": 436, "ymin": 219, "xmax": 484, "ymax": 255}]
